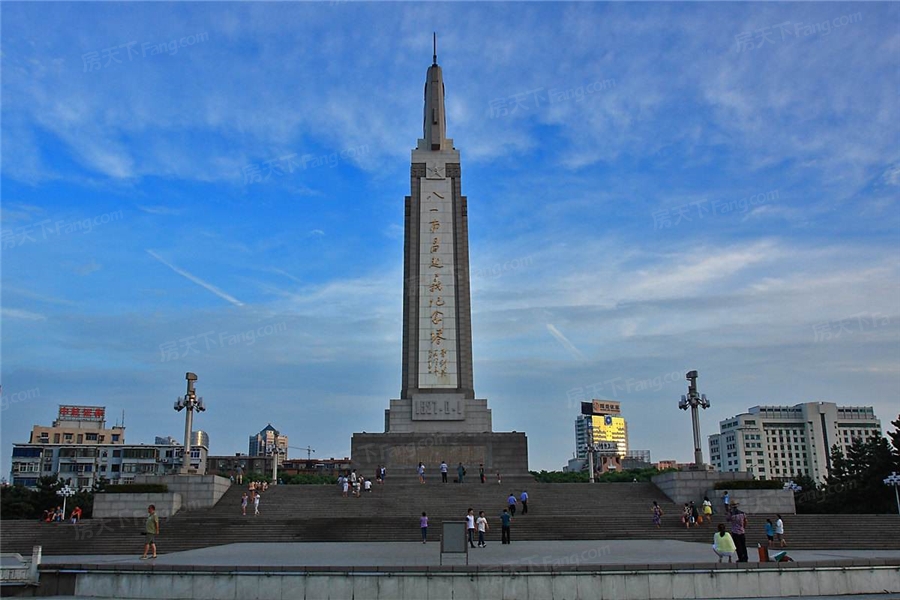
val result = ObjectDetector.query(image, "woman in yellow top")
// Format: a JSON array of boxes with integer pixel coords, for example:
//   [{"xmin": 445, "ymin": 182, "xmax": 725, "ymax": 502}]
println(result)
[
  {"xmin": 702, "ymin": 496, "xmax": 713, "ymax": 523},
  {"xmin": 713, "ymin": 523, "xmax": 736, "ymax": 563}
]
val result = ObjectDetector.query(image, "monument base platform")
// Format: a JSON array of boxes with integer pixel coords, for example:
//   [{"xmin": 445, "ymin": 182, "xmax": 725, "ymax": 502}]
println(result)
[{"xmin": 350, "ymin": 431, "xmax": 528, "ymax": 478}]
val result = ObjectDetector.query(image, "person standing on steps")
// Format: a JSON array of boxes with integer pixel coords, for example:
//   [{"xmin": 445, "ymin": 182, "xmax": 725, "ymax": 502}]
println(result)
[
  {"xmin": 140, "ymin": 504, "xmax": 159, "ymax": 560},
  {"xmin": 722, "ymin": 490, "xmax": 730, "ymax": 514},
  {"xmin": 765, "ymin": 519, "xmax": 775, "ymax": 548},
  {"xmin": 479, "ymin": 464, "xmax": 485, "ymax": 484},
  {"xmin": 420, "ymin": 512, "xmax": 428, "ymax": 543},
  {"xmin": 253, "ymin": 490, "xmax": 261, "ymax": 516},
  {"xmin": 726, "ymin": 503, "xmax": 748, "ymax": 562},
  {"xmin": 417, "ymin": 462, "xmax": 426, "ymax": 484},
  {"xmin": 457, "ymin": 462, "xmax": 466, "ymax": 484},
  {"xmin": 476, "ymin": 511, "xmax": 489, "ymax": 547},
  {"xmin": 440, "ymin": 460, "xmax": 448, "ymax": 483},
  {"xmin": 500, "ymin": 508, "xmax": 512, "ymax": 544},
  {"xmin": 507, "ymin": 492, "xmax": 517, "ymax": 516},
  {"xmin": 466, "ymin": 508, "xmax": 476, "ymax": 548},
  {"xmin": 702, "ymin": 496, "xmax": 713, "ymax": 524},
  {"xmin": 241, "ymin": 492, "xmax": 248, "ymax": 516},
  {"xmin": 235, "ymin": 465, "xmax": 243, "ymax": 485},
  {"xmin": 520, "ymin": 490, "xmax": 528, "ymax": 514},
  {"xmin": 651, "ymin": 501, "xmax": 663, "ymax": 528}
]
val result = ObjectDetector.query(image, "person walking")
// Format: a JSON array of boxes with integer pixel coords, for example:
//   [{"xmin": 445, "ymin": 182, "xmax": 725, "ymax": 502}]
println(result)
[
  {"xmin": 341, "ymin": 474, "xmax": 349, "ymax": 498},
  {"xmin": 726, "ymin": 504, "xmax": 749, "ymax": 562},
  {"xmin": 722, "ymin": 490, "xmax": 730, "ymax": 513},
  {"xmin": 651, "ymin": 501, "xmax": 664, "ymax": 528},
  {"xmin": 253, "ymin": 491, "xmax": 261, "ymax": 516},
  {"xmin": 690, "ymin": 501, "xmax": 699, "ymax": 527},
  {"xmin": 140, "ymin": 504, "xmax": 159, "ymax": 559},
  {"xmin": 520, "ymin": 490, "xmax": 529, "ymax": 514},
  {"xmin": 476, "ymin": 511, "xmax": 489, "ymax": 547},
  {"xmin": 241, "ymin": 492, "xmax": 248, "ymax": 516},
  {"xmin": 417, "ymin": 462, "xmax": 426, "ymax": 484},
  {"xmin": 479, "ymin": 464, "xmax": 485, "ymax": 484},
  {"xmin": 765, "ymin": 519, "xmax": 775, "ymax": 548},
  {"xmin": 70, "ymin": 506, "xmax": 82, "ymax": 524},
  {"xmin": 682, "ymin": 503, "xmax": 692, "ymax": 528},
  {"xmin": 440, "ymin": 461, "xmax": 448, "ymax": 483},
  {"xmin": 457, "ymin": 462, "xmax": 466, "ymax": 484},
  {"xmin": 420, "ymin": 512, "xmax": 428, "ymax": 543},
  {"xmin": 775, "ymin": 514, "xmax": 787, "ymax": 547},
  {"xmin": 507, "ymin": 492, "xmax": 517, "ymax": 516},
  {"xmin": 235, "ymin": 465, "xmax": 243, "ymax": 485},
  {"xmin": 702, "ymin": 496, "xmax": 713, "ymax": 524},
  {"xmin": 713, "ymin": 523, "xmax": 736, "ymax": 563},
  {"xmin": 466, "ymin": 508, "xmax": 476, "ymax": 548},
  {"xmin": 379, "ymin": 465, "xmax": 386, "ymax": 484},
  {"xmin": 500, "ymin": 508, "xmax": 512, "ymax": 544}
]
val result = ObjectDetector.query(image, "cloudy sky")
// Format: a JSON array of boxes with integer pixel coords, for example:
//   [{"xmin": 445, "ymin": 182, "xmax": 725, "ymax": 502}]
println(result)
[{"xmin": 2, "ymin": 2, "xmax": 898, "ymax": 476}]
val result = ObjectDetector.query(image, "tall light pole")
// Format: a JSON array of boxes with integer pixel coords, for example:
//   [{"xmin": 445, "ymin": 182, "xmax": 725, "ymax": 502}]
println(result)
[
  {"xmin": 267, "ymin": 444, "xmax": 286, "ymax": 484},
  {"xmin": 678, "ymin": 370, "xmax": 710, "ymax": 468},
  {"xmin": 884, "ymin": 472, "xmax": 900, "ymax": 515},
  {"xmin": 174, "ymin": 372, "xmax": 205, "ymax": 475},
  {"xmin": 56, "ymin": 484, "xmax": 75, "ymax": 520}
]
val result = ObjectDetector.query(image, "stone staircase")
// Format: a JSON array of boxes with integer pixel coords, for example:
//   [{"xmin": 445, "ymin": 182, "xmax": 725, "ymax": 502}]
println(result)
[{"xmin": 2, "ymin": 481, "xmax": 899, "ymax": 556}]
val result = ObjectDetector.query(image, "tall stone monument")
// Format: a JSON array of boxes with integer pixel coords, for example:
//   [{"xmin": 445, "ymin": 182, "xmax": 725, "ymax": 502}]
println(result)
[{"xmin": 351, "ymin": 45, "xmax": 528, "ymax": 478}]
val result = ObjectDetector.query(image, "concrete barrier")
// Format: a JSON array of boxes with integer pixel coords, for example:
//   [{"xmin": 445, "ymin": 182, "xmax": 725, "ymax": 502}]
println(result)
[
  {"xmin": 92, "ymin": 493, "xmax": 182, "ymax": 519},
  {"xmin": 51, "ymin": 561, "xmax": 900, "ymax": 599},
  {"xmin": 132, "ymin": 475, "xmax": 230, "ymax": 511}
]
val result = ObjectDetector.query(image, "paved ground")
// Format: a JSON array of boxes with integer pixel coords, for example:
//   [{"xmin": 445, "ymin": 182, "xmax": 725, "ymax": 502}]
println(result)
[{"xmin": 41, "ymin": 540, "xmax": 900, "ymax": 568}]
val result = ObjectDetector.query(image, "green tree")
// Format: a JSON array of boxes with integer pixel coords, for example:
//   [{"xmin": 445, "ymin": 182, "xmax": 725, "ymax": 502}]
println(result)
[
  {"xmin": 889, "ymin": 415, "xmax": 900, "ymax": 471},
  {"xmin": 0, "ymin": 485, "xmax": 38, "ymax": 520}
]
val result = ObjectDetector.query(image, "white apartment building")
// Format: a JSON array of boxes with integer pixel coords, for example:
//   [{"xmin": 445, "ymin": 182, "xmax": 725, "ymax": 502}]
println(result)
[{"xmin": 708, "ymin": 402, "xmax": 882, "ymax": 483}]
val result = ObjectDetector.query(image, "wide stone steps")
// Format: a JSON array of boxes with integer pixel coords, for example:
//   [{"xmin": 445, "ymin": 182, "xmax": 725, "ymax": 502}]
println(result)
[{"xmin": 2, "ymin": 482, "xmax": 898, "ymax": 555}]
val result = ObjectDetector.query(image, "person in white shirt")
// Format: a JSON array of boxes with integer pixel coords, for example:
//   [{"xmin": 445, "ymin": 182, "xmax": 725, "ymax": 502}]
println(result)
[
  {"xmin": 364, "ymin": 478, "xmax": 372, "ymax": 492},
  {"xmin": 775, "ymin": 515, "xmax": 787, "ymax": 547},
  {"xmin": 476, "ymin": 511, "xmax": 490, "ymax": 547},
  {"xmin": 466, "ymin": 508, "xmax": 476, "ymax": 548},
  {"xmin": 440, "ymin": 461, "xmax": 449, "ymax": 483}
]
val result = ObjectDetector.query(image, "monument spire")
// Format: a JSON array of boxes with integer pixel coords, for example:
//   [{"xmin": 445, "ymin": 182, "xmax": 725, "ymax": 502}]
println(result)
[{"xmin": 423, "ymin": 37, "xmax": 447, "ymax": 151}]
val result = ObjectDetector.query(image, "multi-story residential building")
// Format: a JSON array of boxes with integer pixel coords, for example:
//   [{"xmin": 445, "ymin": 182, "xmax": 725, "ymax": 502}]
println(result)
[
  {"xmin": 248, "ymin": 424, "xmax": 288, "ymax": 463},
  {"xmin": 708, "ymin": 402, "xmax": 883, "ymax": 483},
  {"xmin": 10, "ymin": 405, "xmax": 207, "ymax": 490}
]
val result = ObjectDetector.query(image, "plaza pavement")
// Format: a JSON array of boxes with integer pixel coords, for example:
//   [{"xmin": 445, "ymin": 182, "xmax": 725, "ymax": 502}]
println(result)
[{"xmin": 41, "ymin": 540, "xmax": 900, "ymax": 568}]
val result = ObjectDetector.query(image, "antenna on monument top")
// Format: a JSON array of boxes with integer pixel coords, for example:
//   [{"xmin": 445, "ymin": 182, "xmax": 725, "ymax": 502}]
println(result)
[{"xmin": 433, "ymin": 32, "xmax": 437, "ymax": 65}]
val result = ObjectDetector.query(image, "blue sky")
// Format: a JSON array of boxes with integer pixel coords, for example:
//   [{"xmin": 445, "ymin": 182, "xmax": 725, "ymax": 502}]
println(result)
[{"xmin": 2, "ymin": 2, "xmax": 898, "ymax": 476}]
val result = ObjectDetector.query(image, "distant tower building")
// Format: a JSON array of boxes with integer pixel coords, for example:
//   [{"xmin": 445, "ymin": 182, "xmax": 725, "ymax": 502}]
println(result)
[
  {"xmin": 155, "ymin": 436, "xmax": 180, "ymax": 445},
  {"xmin": 191, "ymin": 430, "xmax": 209, "ymax": 449},
  {"xmin": 708, "ymin": 402, "xmax": 882, "ymax": 484},
  {"xmin": 249, "ymin": 424, "xmax": 288, "ymax": 462},
  {"xmin": 575, "ymin": 399, "xmax": 629, "ymax": 459}
]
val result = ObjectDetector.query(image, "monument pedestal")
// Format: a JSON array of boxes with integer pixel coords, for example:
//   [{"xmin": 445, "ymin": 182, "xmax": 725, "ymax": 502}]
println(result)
[{"xmin": 351, "ymin": 431, "xmax": 528, "ymax": 479}]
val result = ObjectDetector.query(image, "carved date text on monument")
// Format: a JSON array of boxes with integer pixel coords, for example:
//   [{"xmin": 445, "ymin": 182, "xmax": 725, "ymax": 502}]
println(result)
[{"xmin": 413, "ymin": 398, "xmax": 465, "ymax": 421}]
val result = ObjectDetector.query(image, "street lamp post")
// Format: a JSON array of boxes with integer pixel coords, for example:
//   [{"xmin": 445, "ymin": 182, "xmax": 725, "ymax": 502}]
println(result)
[
  {"xmin": 678, "ymin": 370, "xmax": 711, "ymax": 468},
  {"xmin": 56, "ymin": 484, "xmax": 75, "ymax": 520},
  {"xmin": 884, "ymin": 472, "xmax": 900, "ymax": 515},
  {"xmin": 268, "ymin": 445, "xmax": 286, "ymax": 484},
  {"xmin": 173, "ymin": 372, "xmax": 206, "ymax": 475}
]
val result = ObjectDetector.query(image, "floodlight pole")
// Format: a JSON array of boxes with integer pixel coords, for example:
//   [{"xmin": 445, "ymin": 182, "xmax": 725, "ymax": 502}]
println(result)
[
  {"xmin": 174, "ymin": 372, "xmax": 205, "ymax": 475},
  {"xmin": 679, "ymin": 370, "xmax": 710, "ymax": 468}
]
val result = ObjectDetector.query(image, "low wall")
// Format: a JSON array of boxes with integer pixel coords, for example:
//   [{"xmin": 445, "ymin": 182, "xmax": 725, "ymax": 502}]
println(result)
[
  {"xmin": 704, "ymin": 488, "xmax": 795, "ymax": 515},
  {"xmin": 132, "ymin": 475, "xmax": 230, "ymax": 511},
  {"xmin": 92, "ymin": 493, "xmax": 182, "ymax": 519},
  {"xmin": 653, "ymin": 471, "xmax": 752, "ymax": 505},
  {"xmin": 45, "ymin": 561, "xmax": 900, "ymax": 600}
]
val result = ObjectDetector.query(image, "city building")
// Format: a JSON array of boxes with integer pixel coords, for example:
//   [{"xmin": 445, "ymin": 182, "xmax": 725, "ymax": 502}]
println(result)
[
  {"xmin": 708, "ymin": 402, "xmax": 883, "ymax": 483},
  {"xmin": 10, "ymin": 405, "xmax": 207, "ymax": 490},
  {"xmin": 192, "ymin": 430, "xmax": 209, "ymax": 450},
  {"xmin": 207, "ymin": 454, "xmax": 273, "ymax": 479},
  {"xmin": 28, "ymin": 405, "xmax": 125, "ymax": 446},
  {"xmin": 248, "ymin": 424, "xmax": 288, "ymax": 463},
  {"xmin": 575, "ymin": 399, "xmax": 629, "ymax": 459},
  {"xmin": 154, "ymin": 436, "xmax": 180, "ymax": 445},
  {"xmin": 622, "ymin": 449, "xmax": 652, "ymax": 470}
]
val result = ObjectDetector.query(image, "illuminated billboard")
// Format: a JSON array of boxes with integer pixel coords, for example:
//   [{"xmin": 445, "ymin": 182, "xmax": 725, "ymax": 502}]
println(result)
[{"xmin": 591, "ymin": 415, "xmax": 627, "ymax": 455}]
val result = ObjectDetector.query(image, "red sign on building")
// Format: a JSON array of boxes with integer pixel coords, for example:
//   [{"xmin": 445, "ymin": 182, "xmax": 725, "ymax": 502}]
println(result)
[{"xmin": 57, "ymin": 405, "xmax": 105, "ymax": 422}]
